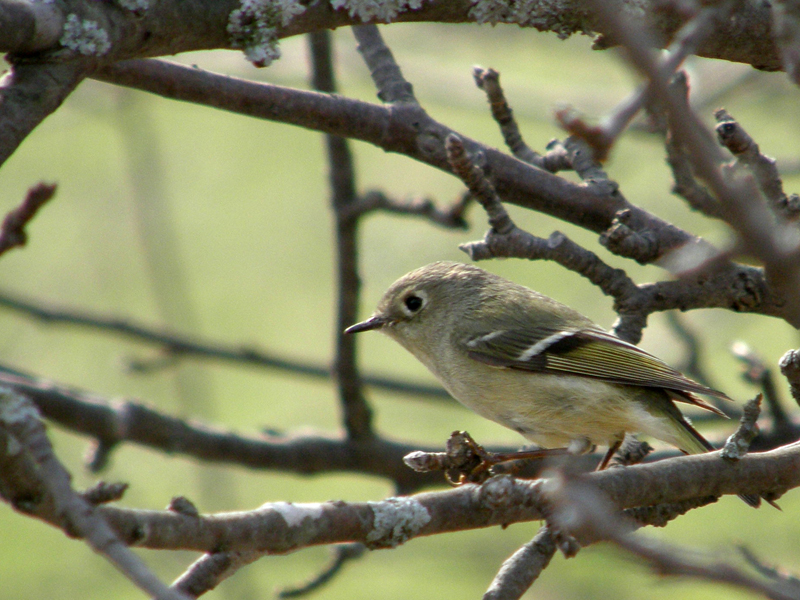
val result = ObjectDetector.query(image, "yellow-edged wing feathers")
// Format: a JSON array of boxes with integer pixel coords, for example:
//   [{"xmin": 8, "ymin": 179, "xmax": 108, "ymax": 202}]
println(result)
[{"xmin": 464, "ymin": 325, "xmax": 729, "ymax": 416}]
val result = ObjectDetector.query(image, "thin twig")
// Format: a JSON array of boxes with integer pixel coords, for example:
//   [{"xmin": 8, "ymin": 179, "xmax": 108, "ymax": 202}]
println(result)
[
  {"xmin": 0, "ymin": 182, "xmax": 56, "ymax": 256},
  {"xmin": 715, "ymin": 109, "xmax": 800, "ymax": 220},
  {"xmin": 472, "ymin": 67, "xmax": 542, "ymax": 167},
  {"xmin": 171, "ymin": 551, "xmax": 261, "ymax": 598},
  {"xmin": 342, "ymin": 190, "xmax": 470, "ymax": 229},
  {"xmin": 277, "ymin": 544, "xmax": 366, "ymax": 598},
  {"xmin": 722, "ymin": 394, "xmax": 763, "ymax": 461},
  {"xmin": 310, "ymin": 29, "xmax": 373, "ymax": 440},
  {"xmin": 665, "ymin": 73, "xmax": 724, "ymax": 219},
  {"xmin": 0, "ymin": 290, "xmax": 449, "ymax": 400},
  {"xmin": 732, "ymin": 342, "xmax": 793, "ymax": 434},
  {"xmin": 482, "ymin": 526, "xmax": 557, "ymax": 600},
  {"xmin": 352, "ymin": 24, "xmax": 416, "ymax": 104},
  {"xmin": 445, "ymin": 133, "xmax": 514, "ymax": 234}
]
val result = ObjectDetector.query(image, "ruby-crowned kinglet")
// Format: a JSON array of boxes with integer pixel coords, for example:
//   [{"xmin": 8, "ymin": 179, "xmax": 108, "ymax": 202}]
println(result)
[{"xmin": 346, "ymin": 261, "xmax": 759, "ymax": 506}]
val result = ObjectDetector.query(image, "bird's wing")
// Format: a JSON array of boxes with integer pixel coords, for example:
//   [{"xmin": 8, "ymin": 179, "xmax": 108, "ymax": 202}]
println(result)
[{"xmin": 463, "ymin": 325, "xmax": 730, "ymax": 414}]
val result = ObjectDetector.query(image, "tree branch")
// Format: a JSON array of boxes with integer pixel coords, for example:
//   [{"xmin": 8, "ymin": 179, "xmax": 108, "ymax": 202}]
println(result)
[
  {"xmin": 0, "ymin": 388, "xmax": 190, "ymax": 600},
  {"xmin": 310, "ymin": 29, "xmax": 373, "ymax": 440},
  {"xmin": 482, "ymin": 526, "xmax": 556, "ymax": 600},
  {"xmin": 0, "ymin": 182, "xmax": 56, "ymax": 256},
  {"xmin": 4, "ymin": 444, "xmax": 799, "ymax": 555},
  {"xmin": 546, "ymin": 474, "xmax": 800, "ymax": 600},
  {"xmin": 0, "ymin": 290, "xmax": 449, "ymax": 400},
  {"xmin": 0, "ymin": 0, "xmax": 782, "ymax": 71},
  {"xmin": 91, "ymin": 58, "xmax": 798, "ymax": 327},
  {"xmin": 590, "ymin": 0, "xmax": 800, "ymax": 327},
  {"xmin": 0, "ymin": 369, "xmax": 444, "ymax": 489},
  {"xmin": 0, "ymin": 61, "xmax": 89, "ymax": 167}
]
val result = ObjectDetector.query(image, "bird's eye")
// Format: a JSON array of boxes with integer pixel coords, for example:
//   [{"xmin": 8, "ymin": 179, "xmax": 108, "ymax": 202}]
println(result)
[{"xmin": 404, "ymin": 294, "xmax": 424, "ymax": 313}]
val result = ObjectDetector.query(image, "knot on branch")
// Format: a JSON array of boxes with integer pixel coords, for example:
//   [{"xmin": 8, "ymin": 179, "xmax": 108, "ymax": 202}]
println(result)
[
  {"xmin": 623, "ymin": 496, "xmax": 719, "ymax": 528},
  {"xmin": 722, "ymin": 394, "xmax": 762, "ymax": 461},
  {"xmin": 779, "ymin": 349, "xmax": 800, "ymax": 406},
  {"xmin": 564, "ymin": 136, "xmax": 616, "ymax": 190},
  {"xmin": 600, "ymin": 209, "xmax": 660, "ymax": 263},
  {"xmin": 81, "ymin": 481, "xmax": 128, "ymax": 505},
  {"xmin": 729, "ymin": 268, "xmax": 765, "ymax": 312}
]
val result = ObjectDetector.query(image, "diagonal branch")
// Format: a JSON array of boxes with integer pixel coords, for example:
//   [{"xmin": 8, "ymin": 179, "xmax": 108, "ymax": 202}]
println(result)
[
  {"xmin": 482, "ymin": 526, "xmax": 557, "ymax": 600},
  {"xmin": 353, "ymin": 24, "xmax": 417, "ymax": 104},
  {"xmin": 91, "ymin": 58, "xmax": 796, "ymax": 327},
  {"xmin": 89, "ymin": 59, "xmax": 691, "ymax": 252},
  {"xmin": 589, "ymin": 0, "xmax": 800, "ymax": 327},
  {"xmin": 0, "ymin": 61, "xmax": 89, "ymax": 167},
  {"xmin": 0, "ymin": 369, "xmax": 444, "ymax": 489},
  {"xmin": 0, "ymin": 290, "xmax": 449, "ymax": 400},
  {"xmin": 0, "ymin": 388, "xmax": 190, "ymax": 600}
]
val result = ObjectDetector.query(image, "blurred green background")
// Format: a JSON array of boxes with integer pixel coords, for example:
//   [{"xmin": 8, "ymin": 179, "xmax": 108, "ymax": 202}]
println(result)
[{"xmin": 1, "ymin": 22, "xmax": 799, "ymax": 600}]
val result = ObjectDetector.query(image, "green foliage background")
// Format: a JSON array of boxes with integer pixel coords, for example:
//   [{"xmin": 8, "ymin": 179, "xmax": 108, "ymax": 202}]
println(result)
[{"xmin": 0, "ymin": 23, "xmax": 799, "ymax": 600}]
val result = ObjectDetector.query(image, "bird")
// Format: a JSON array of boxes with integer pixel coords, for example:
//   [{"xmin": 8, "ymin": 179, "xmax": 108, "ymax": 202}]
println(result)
[{"xmin": 346, "ymin": 261, "xmax": 760, "ymax": 507}]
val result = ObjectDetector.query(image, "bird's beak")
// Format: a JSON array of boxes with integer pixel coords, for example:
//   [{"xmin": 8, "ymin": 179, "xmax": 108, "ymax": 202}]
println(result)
[{"xmin": 344, "ymin": 315, "xmax": 388, "ymax": 334}]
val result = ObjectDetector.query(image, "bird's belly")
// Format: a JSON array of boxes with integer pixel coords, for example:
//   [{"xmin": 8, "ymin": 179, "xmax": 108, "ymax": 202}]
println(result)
[{"xmin": 442, "ymin": 370, "xmax": 669, "ymax": 449}]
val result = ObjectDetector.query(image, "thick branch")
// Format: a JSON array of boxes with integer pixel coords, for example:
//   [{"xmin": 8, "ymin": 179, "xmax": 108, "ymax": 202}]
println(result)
[
  {"xmin": 0, "ymin": 61, "xmax": 89, "ymax": 167},
  {"xmin": 0, "ymin": 388, "xmax": 189, "ymax": 600},
  {"xmin": 591, "ymin": 1, "xmax": 800, "ymax": 327},
  {"xmin": 5, "ymin": 445, "xmax": 799, "ymax": 554},
  {"xmin": 93, "ymin": 60, "xmax": 790, "ymax": 304},
  {"xmin": 0, "ymin": 370, "xmax": 443, "ymax": 489},
  {"xmin": 0, "ymin": 1, "xmax": 782, "ymax": 71},
  {"xmin": 0, "ymin": 0, "xmax": 62, "ymax": 54}
]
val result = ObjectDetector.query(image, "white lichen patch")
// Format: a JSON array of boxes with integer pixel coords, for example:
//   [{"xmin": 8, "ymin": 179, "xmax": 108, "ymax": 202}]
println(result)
[
  {"xmin": 0, "ymin": 388, "xmax": 37, "ymax": 456},
  {"xmin": 330, "ymin": 0, "xmax": 425, "ymax": 22},
  {"xmin": 270, "ymin": 502, "xmax": 324, "ymax": 527},
  {"xmin": 116, "ymin": 0, "xmax": 150, "ymax": 14},
  {"xmin": 277, "ymin": 0, "xmax": 306, "ymax": 26},
  {"xmin": 0, "ymin": 387, "xmax": 41, "ymax": 426},
  {"xmin": 468, "ymin": 0, "xmax": 514, "ymax": 25},
  {"xmin": 366, "ymin": 496, "xmax": 431, "ymax": 548},
  {"xmin": 228, "ymin": 0, "xmax": 306, "ymax": 67},
  {"xmin": 469, "ymin": 0, "xmax": 589, "ymax": 38},
  {"xmin": 59, "ymin": 13, "xmax": 111, "ymax": 56}
]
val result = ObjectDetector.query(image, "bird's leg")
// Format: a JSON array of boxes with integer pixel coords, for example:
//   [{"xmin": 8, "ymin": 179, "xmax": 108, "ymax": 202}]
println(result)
[
  {"xmin": 596, "ymin": 439, "xmax": 622, "ymax": 471},
  {"xmin": 444, "ymin": 431, "xmax": 571, "ymax": 484},
  {"xmin": 462, "ymin": 447, "xmax": 572, "ymax": 483}
]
